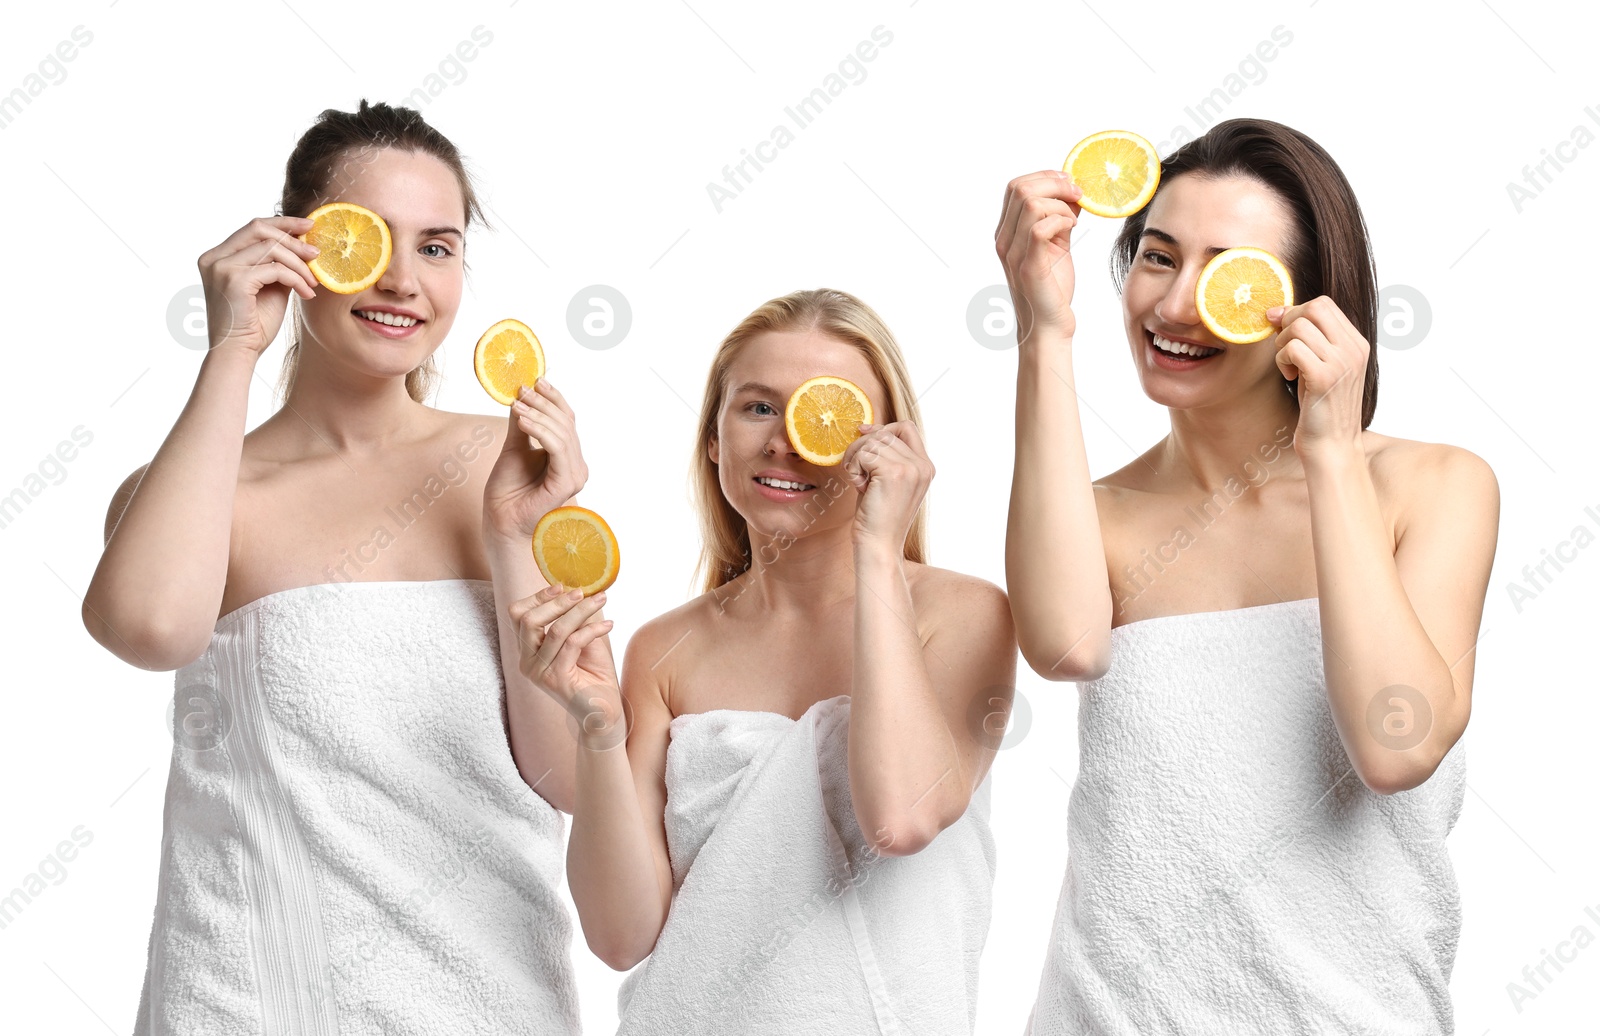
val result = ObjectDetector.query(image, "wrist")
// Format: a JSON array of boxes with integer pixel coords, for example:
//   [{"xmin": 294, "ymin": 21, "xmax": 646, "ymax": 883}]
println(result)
[
  {"xmin": 1298, "ymin": 436, "xmax": 1366, "ymax": 476},
  {"xmin": 853, "ymin": 538, "xmax": 905, "ymax": 569}
]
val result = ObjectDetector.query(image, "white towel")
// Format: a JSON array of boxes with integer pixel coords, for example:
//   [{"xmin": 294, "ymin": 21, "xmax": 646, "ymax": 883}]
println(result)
[
  {"xmin": 615, "ymin": 694, "xmax": 996, "ymax": 1034},
  {"xmin": 132, "ymin": 579, "xmax": 581, "ymax": 1036},
  {"xmin": 1027, "ymin": 597, "xmax": 1466, "ymax": 1035}
]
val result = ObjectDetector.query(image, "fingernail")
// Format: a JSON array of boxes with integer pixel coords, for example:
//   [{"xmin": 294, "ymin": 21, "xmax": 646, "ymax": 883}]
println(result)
[
  {"xmin": 568, "ymin": 588, "xmax": 584, "ymax": 600},
  {"xmin": 1266, "ymin": 306, "xmax": 1283, "ymax": 320}
]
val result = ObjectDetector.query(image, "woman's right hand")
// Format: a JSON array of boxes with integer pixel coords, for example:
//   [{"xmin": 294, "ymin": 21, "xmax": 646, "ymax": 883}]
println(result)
[
  {"xmin": 995, "ymin": 171, "xmax": 1083, "ymax": 344},
  {"xmin": 509, "ymin": 585, "xmax": 623, "ymax": 747},
  {"xmin": 196, "ymin": 215, "xmax": 322, "ymax": 355}
]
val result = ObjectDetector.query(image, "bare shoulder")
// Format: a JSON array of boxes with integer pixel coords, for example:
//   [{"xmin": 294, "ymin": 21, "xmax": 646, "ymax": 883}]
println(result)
[
  {"xmin": 1364, "ymin": 431, "xmax": 1499, "ymax": 509},
  {"xmin": 438, "ymin": 410, "xmax": 503, "ymax": 458},
  {"xmin": 905, "ymin": 562, "xmax": 1013, "ymax": 637},
  {"xmin": 617, "ymin": 591, "xmax": 716, "ymax": 712}
]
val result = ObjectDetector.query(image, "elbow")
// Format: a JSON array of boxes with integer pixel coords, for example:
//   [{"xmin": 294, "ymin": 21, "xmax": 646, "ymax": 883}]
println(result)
[
  {"xmin": 81, "ymin": 598, "xmax": 208, "ymax": 671},
  {"xmin": 1353, "ymin": 746, "xmax": 1452, "ymax": 796},
  {"xmin": 1020, "ymin": 633, "xmax": 1110, "ymax": 683},
  {"xmin": 859, "ymin": 809, "xmax": 948, "ymax": 859},
  {"xmin": 587, "ymin": 929, "xmax": 654, "ymax": 972}
]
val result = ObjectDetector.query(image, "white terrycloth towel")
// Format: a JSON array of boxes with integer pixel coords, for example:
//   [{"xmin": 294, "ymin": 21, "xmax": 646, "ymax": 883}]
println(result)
[
  {"xmin": 615, "ymin": 694, "xmax": 996, "ymax": 1034},
  {"xmin": 1027, "ymin": 597, "xmax": 1467, "ymax": 1036},
  {"xmin": 132, "ymin": 579, "xmax": 581, "ymax": 1036}
]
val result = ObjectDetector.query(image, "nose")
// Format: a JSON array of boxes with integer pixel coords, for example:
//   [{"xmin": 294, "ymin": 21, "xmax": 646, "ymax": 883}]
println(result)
[
  {"xmin": 373, "ymin": 245, "xmax": 419, "ymax": 298},
  {"xmin": 1155, "ymin": 261, "xmax": 1203, "ymax": 328},
  {"xmin": 764, "ymin": 424, "xmax": 797, "ymax": 459}
]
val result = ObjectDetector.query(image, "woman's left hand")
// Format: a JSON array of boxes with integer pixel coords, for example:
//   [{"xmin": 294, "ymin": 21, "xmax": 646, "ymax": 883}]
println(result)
[
  {"xmin": 484, "ymin": 377, "xmax": 589, "ymax": 542},
  {"xmin": 1267, "ymin": 296, "xmax": 1370, "ymax": 459},
  {"xmin": 841, "ymin": 420, "xmax": 934, "ymax": 551}
]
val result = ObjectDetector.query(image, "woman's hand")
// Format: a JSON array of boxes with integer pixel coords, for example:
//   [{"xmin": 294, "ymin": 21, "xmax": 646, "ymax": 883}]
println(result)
[
  {"xmin": 994, "ymin": 171, "xmax": 1083, "ymax": 344},
  {"xmin": 841, "ymin": 421, "xmax": 934, "ymax": 553},
  {"xmin": 1266, "ymin": 296, "xmax": 1370, "ymax": 459},
  {"xmin": 483, "ymin": 378, "xmax": 590, "ymax": 543},
  {"xmin": 196, "ymin": 215, "xmax": 321, "ymax": 356},
  {"xmin": 508, "ymin": 584, "xmax": 623, "ymax": 747}
]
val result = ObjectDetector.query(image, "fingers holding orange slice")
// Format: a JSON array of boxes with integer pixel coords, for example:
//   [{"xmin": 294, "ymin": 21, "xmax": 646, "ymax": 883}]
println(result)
[
  {"xmin": 1063, "ymin": 131, "xmax": 1161, "ymax": 219},
  {"xmin": 1195, "ymin": 247, "xmax": 1295, "ymax": 344},
  {"xmin": 300, "ymin": 202, "xmax": 392, "ymax": 293},
  {"xmin": 475, "ymin": 319, "xmax": 547, "ymax": 405},
  {"xmin": 533, "ymin": 505, "xmax": 620, "ymax": 596},
  {"xmin": 785, "ymin": 376, "xmax": 873, "ymax": 467}
]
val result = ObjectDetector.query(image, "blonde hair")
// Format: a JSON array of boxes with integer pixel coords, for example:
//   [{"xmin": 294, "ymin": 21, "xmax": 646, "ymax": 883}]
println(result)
[
  {"xmin": 691, "ymin": 287, "xmax": 929, "ymax": 593},
  {"xmin": 273, "ymin": 99, "xmax": 489, "ymax": 406}
]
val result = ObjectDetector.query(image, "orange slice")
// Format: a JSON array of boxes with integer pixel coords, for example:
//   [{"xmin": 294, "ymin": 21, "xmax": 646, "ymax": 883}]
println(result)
[
  {"xmin": 300, "ymin": 202, "xmax": 392, "ymax": 293},
  {"xmin": 533, "ymin": 505, "xmax": 620, "ymax": 597},
  {"xmin": 785, "ymin": 376, "xmax": 873, "ymax": 467},
  {"xmin": 1063, "ymin": 130, "xmax": 1161, "ymax": 218},
  {"xmin": 1195, "ymin": 247, "xmax": 1295, "ymax": 344},
  {"xmin": 474, "ymin": 319, "xmax": 547, "ymax": 406}
]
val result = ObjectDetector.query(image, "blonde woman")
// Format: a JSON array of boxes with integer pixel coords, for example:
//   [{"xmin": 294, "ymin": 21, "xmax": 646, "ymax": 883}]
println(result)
[
  {"xmin": 83, "ymin": 100, "xmax": 583, "ymax": 1033},
  {"xmin": 511, "ymin": 288, "xmax": 1015, "ymax": 1034}
]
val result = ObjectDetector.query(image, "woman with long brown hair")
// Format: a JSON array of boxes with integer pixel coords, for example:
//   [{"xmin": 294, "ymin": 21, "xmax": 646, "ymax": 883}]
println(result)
[
  {"xmin": 511, "ymin": 288, "xmax": 1015, "ymax": 1034},
  {"xmin": 83, "ymin": 100, "xmax": 583, "ymax": 1033},
  {"xmin": 1001, "ymin": 118, "xmax": 1498, "ymax": 1032}
]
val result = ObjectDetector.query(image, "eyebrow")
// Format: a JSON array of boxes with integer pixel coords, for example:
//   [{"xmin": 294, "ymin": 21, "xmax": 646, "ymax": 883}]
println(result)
[
  {"xmin": 418, "ymin": 226, "xmax": 464, "ymax": 240},
  {"xmin": 730, "ymin": 381, "xmax": 784, "ymax": 398},
  {"xmin": 1141, "ymin": 226, "xmax": 1228, "ymax": 257}
]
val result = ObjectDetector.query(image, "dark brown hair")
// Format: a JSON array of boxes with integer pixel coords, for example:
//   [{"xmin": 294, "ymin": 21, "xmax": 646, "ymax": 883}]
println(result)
[
  {"xmin": 275, "ymin": 99, "xmax": 488, "ymax": 404},
  {"xmin": 1111, "ymin": 118, "xmax": 1380, "ymax": 428}
]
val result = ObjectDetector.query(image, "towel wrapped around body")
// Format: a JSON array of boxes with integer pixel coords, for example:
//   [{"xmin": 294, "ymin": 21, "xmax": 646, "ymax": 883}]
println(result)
[
  {"xmin": 1027, "ymin": 597, "xmax": 1467, "ymax": 1036},
  {"xmin": 133, "ymin": 579, "xmax": 581, "ymax": 1036},
  {"xmin": 616, "ymin": 693, "xmax": 996, "ymax": 1035}
]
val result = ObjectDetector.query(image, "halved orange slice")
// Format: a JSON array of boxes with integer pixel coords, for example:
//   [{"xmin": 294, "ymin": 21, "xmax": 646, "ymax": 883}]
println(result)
[
  {"xmin": 1063, "ymin": 131, "xmax": 1161, "ymax": 218},
  {"xmin": 533, "ymin": 505, "xmax": 620, "ymax": 597},
  {"xmin": 300, "ymin": 202, "xmax": 392, "ymax": 293},
  {"xmin": 1195, "ymin": 247, "xmax": 1295, "ymax": 344},
  {"xmin": 474, "ymin": 319, "xmax": 547, "ymax": 406},
  {"xmin": 785, "ymin": 376, "xmax": 873, "ymax": 467}
]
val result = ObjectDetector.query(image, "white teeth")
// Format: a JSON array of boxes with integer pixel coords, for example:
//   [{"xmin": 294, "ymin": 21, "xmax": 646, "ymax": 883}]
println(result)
[
  {"xmin": 756, "ymin": 477, "xmax": 814, "ymax": 491},
  {"xmin": 1152, "ymin": 332, "xmax": 1219, "ymax": 358},
  {"xmin": 356, "ymin": 310, "xmax": 419, "ymax": 327}
]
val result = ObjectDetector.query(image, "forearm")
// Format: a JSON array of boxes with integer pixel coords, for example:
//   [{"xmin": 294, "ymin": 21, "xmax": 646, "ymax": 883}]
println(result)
[
  {"xmin": 1006, "ymin": 334, "xmax": 1112, "ymax": 679},
  {"xmin": 567, "ymin": 729, "xmax": 670, "ymax": 970},
  {"xmin": 1305, "ymin": 444, "xmax": 1459, "ymax": 790},
  {"xmin": 848, "ymin": 544, "xmax": 966, "ymax": 856},
  {"xmin": 84, "ymin": 345, "xmax": 257, "ymax": 668},
  {"xmin": 484, "ymin": 528, "xmax": 580, "ymax": 812}
]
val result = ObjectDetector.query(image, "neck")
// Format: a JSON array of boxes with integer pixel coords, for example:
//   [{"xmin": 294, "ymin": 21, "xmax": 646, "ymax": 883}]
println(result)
[
  {"xmin": 1161, "ymin": 382, "xmax": 1303, "ymax": 491},
  {"xmin": 731, "ymin": 518, "xmax": 865, "ymax": 621},
  {"xmin": 274, "ymin": 339, "xmax": 429, "ymax": 453}
]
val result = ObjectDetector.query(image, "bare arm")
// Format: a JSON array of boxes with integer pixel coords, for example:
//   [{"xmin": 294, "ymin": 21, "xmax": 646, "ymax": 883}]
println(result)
[
  {"xmin": 997, "ymin": 171, "xmax": 1112, "ymax": 681},
  {"xmin": 848, "ymin": 549, "xmax": 1017, "ymax": 857},
  {"xmin": 1274, "ymin": 297, "xmax": 1499, "ymax": 793},
  {"xmin": 83, "ymin": 216, "xmax": 319, "ymax": 670},
  {"xmin": 508, "ymin": 592, "xmax": 674, "ymax": 971},
  {"xmin": 1308, "ymin": 442, "xmax": 1496, "ymax": 793}
]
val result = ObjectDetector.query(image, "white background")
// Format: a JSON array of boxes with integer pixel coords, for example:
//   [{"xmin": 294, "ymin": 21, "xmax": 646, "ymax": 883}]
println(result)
[{"xmin": 2, "ymin": 0, "xmax": 1595, "ymax": 1032}]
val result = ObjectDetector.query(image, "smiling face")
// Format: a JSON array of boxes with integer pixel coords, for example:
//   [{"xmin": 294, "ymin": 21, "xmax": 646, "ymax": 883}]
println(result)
[
  {"xmin": 297, "ymin": 147, "xmax": 466, "ymax": 383},
  {"xmin": 1122, "ymin": 173, "xmax": 1298, "ymax": 410},
  {"xmin": 708, "ymin": 330, "xmax": 889, "ymax": 540}
]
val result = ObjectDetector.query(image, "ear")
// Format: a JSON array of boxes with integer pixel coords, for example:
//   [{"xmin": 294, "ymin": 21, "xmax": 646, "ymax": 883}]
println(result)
[{"xmin": 708, "ymin": 434, "xmax": 719, "ymax": 465}]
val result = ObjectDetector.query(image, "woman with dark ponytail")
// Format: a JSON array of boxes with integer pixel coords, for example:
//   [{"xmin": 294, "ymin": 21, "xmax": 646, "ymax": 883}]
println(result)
[{"xmin": 84, "ymin": 99, "xmax": 586, "ymax": 1034}]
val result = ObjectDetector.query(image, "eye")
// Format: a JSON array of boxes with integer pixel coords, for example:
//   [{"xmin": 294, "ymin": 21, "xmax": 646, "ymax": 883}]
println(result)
[
  {"xmin": 1141, "ymin": 249, "xmax": 1174, "ymax": 268},
  {"xmin": 746, "ymin": 401, "xmax": 777, "ymax": 417},
  {"xmin": 421, "ymin": 243, "xmax": 454, "ymax": 258}
]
